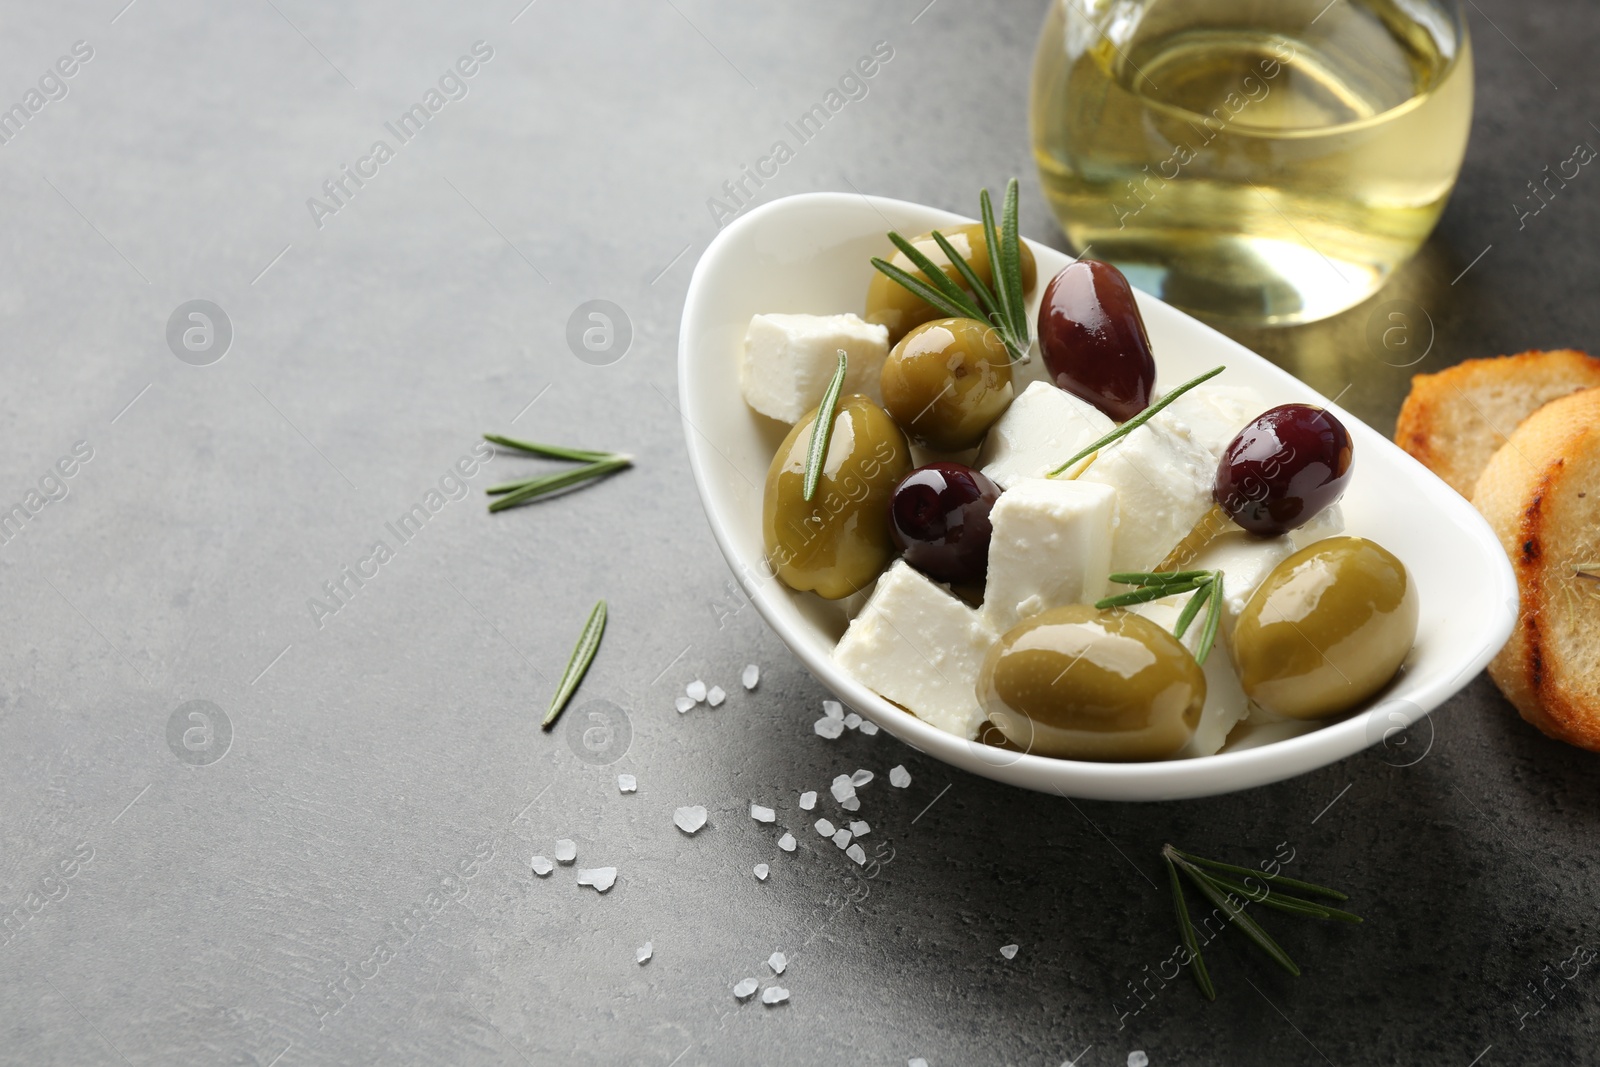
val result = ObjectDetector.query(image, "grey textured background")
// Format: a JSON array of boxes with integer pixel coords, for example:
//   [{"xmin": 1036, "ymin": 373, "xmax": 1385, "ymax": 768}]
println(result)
[{"xmin": 1, "ymin": 1, "xmax": 1596, "ymax": 1065}]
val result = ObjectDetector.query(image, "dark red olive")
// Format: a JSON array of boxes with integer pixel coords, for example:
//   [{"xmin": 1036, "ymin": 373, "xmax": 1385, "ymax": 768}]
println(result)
[
  {"xmin": 888, "ymin": 462, "xmax": 1000, "ymax": 585},
  {"xmin": 1214, "ymin": 404, "xmax": 1354, "ymax": 536},
  {"xmin": 1037, "ymin": 260, "xmax": 1157, "ymax": 422}
]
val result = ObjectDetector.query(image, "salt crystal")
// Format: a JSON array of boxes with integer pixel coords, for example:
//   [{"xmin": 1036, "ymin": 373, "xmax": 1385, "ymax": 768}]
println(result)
[
  {"xmin": 813, "ymin": 717, "xmax": 845, "ymax": 739},
  {"xmin": 754, "ymin": 863, "xmax": 769, "ymax": 881},
  {"xmin": 859, "ymin": 720, "xmax": 879, "ymax": 736},
  {"xmin": 778, "ymin": 833, "xmax": 796, "ymax": 852},
  {"xmin": 733, "ymin": 977, "xmax": 758, "ymax": 1000},
  {"xmin": 823, "ymin": 700, "xmax": 844, "ymax": 720},
  {"xmin": 1000, "ymin": 944, "xmax": 1018, "ymax": 960},
  {"xmin": 889, "ymin": 765, "xmax": 912, "ymax": 788},
  {"xmin": 849, "ymin": 820, "xmax": 870, "ymax": 837},
  {"xmin": 555, "ymin": 839, "xmax": 577, "ymax": 864},
  {"xmin": 1128, "ymin": 1053, "xmax": 1148, "ymax": 1067},
  {"xmin": 674, "ymin": 805, "xmax": 708, "ymax": 834},
  {"xmin": 799, "ymin": 791, "xmax": 817, "ymax": 810},
  {"xmin": 577, "ymin": 867, "xmax": 616, "ymax": 892},
  {"xmin": 707, "ymin": 686, "xmax": 726, "ymax": 707},
  {"xmin": 637, "ymin": 942, "xmax": 652, "ymax": 964},
  {"xmin": 831, "ymin": 829, "xmax": 852, "ymax": 849},
  {"xmin": 841, "ymin": 796, "xmax": 861, "ymax": 811},
  {"xmin": 530, "ymin": 856, "xmax": 553, "ymax": 877},
  {"xmin": 846, "ymin": 843, "xmax": 866, "ymax": 866},
  {"xmin": 687, "ymin": 679, "xmax": 707, "ymax": 702},
  {"xmin": 675, "ymin": 696, "xmax": 695, "ymax": 714},
  {"xmin": 768, "ymin": 951, "xmax": 787, "ymax": 975},
  {"xmin": 750, "ymin": 803, "xmax": 776, "ymax": 823},
  {"xmin": 617, "ymin": 774, "xmax": 637, "ymax": 793},
  {"xmin": 761, "ymin": 985, "xmax": 789, "ymax": 1005},
  {"xmin": 742, "ymin": 664, "xmax": 760, "ymax": 689},
  {"xmin": 910, "ymin": 1060, "xmax": 929, "ymax": 1067},
  {"xmin": 844, "ymin": 713, "xmax": 861, "ymax": 729},
  {"xmin": 814, "ymin": 818, "xmax": 835, "ymax": 837},
  {"xmin": 830, "ymin": 776, "xmax": 856, "ymax": 803},
  {"xmin": 851, "ymin": 769, "xmax": 875, "ymax": 787}
]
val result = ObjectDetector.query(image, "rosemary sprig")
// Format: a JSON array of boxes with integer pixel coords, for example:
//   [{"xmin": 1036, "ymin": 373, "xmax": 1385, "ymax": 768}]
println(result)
[
  {"xmin": 868, "ymin": 179, "xmax": 1032, "ymax": 362},
  {"xmin": 1162, "ymin": 843, "xmax": 1361, "ymax": 999},
  {"xmin": 487, "ymin": 455, "xmax": 632, "ymax": 512},
  {"xmin": 802, "ymin": 351, "xmax": 849, "ymax": 503},
  {"xmin": 1047, "ymin": 365, "xmax": 1226, "ymax": 478},
  {"xmin": 1097, "ymin": 569, "xmax": 1224, "ymax": 665},
  {"xmin": 483, "ymin": 434, "xmax": 616, "ymax": 463},
  {"xmin": 543, "ymin": 599, "xmax": 607, "ymax": 730}
]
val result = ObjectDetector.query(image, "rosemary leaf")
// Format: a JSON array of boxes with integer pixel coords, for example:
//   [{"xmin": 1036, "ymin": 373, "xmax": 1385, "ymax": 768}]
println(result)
[
  {"xmin": 1175, "ymin": 858, "xmax": 1302, "ymax": 977},
  {"xmin": 803, "ymin": 352, "xmax": 849, "ymax": 503},
  {"xmin": 1111, "ymin": 570, "xmax": 1214, "ymax": 584},
  {"xmin": 1172, "ymin": 578, "xmax": 1213, "ymax": 641},
  {"xmin": 1048, "ymin": 366, "xmax": 1226, "ymax": 478},
  {"xmin": 930, "ymin": 229, "xmax": 1001, "ymax": 322},
  {"xmin": 1096, "ymin": 583, "xmax": 1204, "ymax": 609},
  {"xmin": 870, "ymin": 258, "xmax": 985, "ymax": 323},
  {"xmin": 543, "ymin": 599, "xmax": 607, "ymax": 730},
  {"xmin": 1194, "ymin": 573, "xmax": 1224, "ymax": 666},
  {"xmin": 979, "ymin": 188, "xmax": 1020, "ymax": 348},
  {"xmin": 885, "ymin": 233, "xmax": 986, "ymax": 315},
  {"xmin": 1170, "ymin": 849, "xmax": 1351, "ymax": 902},
  {"xmin": 1202, "ymin": 873, "xmax": 1364, "ymax": 924},
  {"xmin": 483, "ymin": 434, "xmax": 615, "ymax": 463},
  {"xmin": 998, "ymin": 178, "xmax": 1027, "ymax": 341},
  {"xmin": 1167, "ymin": 854, "xmax": 1216, "ymax": 1001},
  {"xmin": 487, "ymin": 456, "xmax": 631, "ymax": 512}
]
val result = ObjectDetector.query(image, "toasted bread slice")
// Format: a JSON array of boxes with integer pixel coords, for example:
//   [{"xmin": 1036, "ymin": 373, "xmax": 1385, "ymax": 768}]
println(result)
[
  {"xmin": 1395, "ymin": 349, "xmax": 1600, "ymax": 496},
  {"xmin": 1472, "ymin": 387, "xmax": 1600, "ymax": 750}
]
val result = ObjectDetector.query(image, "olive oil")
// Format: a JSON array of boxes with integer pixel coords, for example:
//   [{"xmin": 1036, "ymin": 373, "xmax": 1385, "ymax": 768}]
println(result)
[{"xmin": 1030, "ymin": 0, "xmax": 1472, "ymax": 324}]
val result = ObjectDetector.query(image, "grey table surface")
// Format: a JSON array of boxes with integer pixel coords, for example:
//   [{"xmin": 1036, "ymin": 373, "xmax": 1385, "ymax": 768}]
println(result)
[{"xmin": 1, "ymin": 1, "xmax": 1596, "ymax": 1065}]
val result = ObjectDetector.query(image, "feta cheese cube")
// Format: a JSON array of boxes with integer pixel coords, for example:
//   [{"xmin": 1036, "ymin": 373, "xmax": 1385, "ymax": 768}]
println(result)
[
  {"xmin": 1080, "ymin": 420, "xmax": 1215, "ymax": 574},
  {"xmin": 1130, "ymin": 599, "xmax": 1248, "ymax": 758},
  {"xmin": 976, "ymin": 381, "xmax": 1114, "ymax": 489},
  {"xmin": 1152, "ymin": 384, "xmax": 1266, "ymax": 461},
  {"xmin": 1288, "ymin": 502, "xmax": 1346, "ymax": 550},
  {"xmin": 981, "ymin": 478, "xmax": 1116, "ymax": 634},
  {"xmin": 1188, "ymin": 530, "xmax": 1295, "ymax": 634},
  {"xmin": 740, "ymin": 313, "xmax": 889, "ymax": 424},
  {"xmin": 833, "ymin": 560, "xmax": 998, "ymax": 740}
]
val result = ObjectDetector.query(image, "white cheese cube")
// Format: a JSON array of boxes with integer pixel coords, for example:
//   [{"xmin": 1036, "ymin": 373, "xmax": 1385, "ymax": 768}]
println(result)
[
  {"xmin": 833, "ymin": 560, "xmax": 997, "ymax": 740},
  {"xmin": 1130, "ymin": 599, "xmax": 1249, "ymax": 758},
  {"xmin": 739, "ymin": 313, "xmax": 888, "ymax": 424},
  {"xmin": 981, "ymin": 478, "xmax": 1116, "ymax": 634},
  {"xmin": 1080, "ymin": 421, "xmax": 1215, "ymax": 574},
  {"xmin": 1188, "ymin": 531, "xmax": 1295, "ymax": 634},
  {"xmin": 1151, "ymin": 384, "xmax": 1266, "ymax": 461},
  {"xmin": 976, "ymin": 381, "xmax": 1114, "ymax": 489},
  {"xmin": 1288, "ymin": 502, "xmax": 1346, "ymax": 550}
]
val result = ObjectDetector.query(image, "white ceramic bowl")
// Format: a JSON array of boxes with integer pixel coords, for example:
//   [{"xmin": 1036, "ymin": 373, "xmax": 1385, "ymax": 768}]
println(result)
[{"xmin": 677, "ymin": 192, "xmax": 1517, "ymax": 801}]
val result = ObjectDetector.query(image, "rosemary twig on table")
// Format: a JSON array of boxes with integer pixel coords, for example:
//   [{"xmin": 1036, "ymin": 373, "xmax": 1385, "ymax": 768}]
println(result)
[
  {"xmin": 1162, "ymin": 843, "xmax": 1361, "ymax": 1000},
  {"xmin": 1048, "ymin": 365, "xmax": 1225, "ymax": 478},
  {"xmin": 481, "ymin": 434, "xmax": 632, "ymax": 512},
  {"xmin": 543, "ymin": 599, "xmax": 607, "ymax": 730},
  {"xmin": 802, "ymin": 351, "xmax": 849, "ymax": 503},
  {"xmin": 1097, "ymin": 569, "xmax": 1225, "ymax": 665}
]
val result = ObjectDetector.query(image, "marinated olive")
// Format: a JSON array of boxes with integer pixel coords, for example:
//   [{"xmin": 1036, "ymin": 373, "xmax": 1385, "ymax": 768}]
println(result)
[
  {"xmin": 978, "ymin": 605, "xmax": 1205, "ymax": 761},
  {"xmin": 1215, "ymin": 404, "xmax": 1353, "ymax": 536},
  {"xmin": 1231, "ymin": 536, "xmax": 1418, "ymax": 720},
  {"xmin": 880, "ymin": 318, "xmax": 1014, "ymax": 451},
  {"xmin": 865, "ymin": 223, "xmax": 1039, "ymax": 343},
  {"xmin": 764, "ymin": 395, "xmax": 913, "ymax": 600},
  {"xmin": 1037, "ymin": 260, "xmax": 1157, "ymax": 421},
  {"xmin": 888, "ymin": 462, "xmax": 1000, "ymax": 586}
]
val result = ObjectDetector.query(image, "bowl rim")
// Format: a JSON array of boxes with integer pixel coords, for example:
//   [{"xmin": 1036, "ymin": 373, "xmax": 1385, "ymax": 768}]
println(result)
[{"xmin": 677, "ymin": 190, "xmax": 1519, "ymax": 800}]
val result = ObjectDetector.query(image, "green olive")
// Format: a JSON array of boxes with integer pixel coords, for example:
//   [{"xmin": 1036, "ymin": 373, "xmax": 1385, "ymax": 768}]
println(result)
[
  {"xmin": 978, "ymin": 605, "xmax": 1205, "ymax": 761},
  {"xmin": 764, "ymin": 395, "xmax": 912, "ymax": 600},
  {"xmin": 880, "ymin": 318, "xmax": 1014, "ymax": 452},
  {"xmin": 865, "ymin": 223, "xmax": 1039, "ymax": 343},
  {"xmin": 1231, "ymin": 536, "xmax": 1419, "ymax": 720}
]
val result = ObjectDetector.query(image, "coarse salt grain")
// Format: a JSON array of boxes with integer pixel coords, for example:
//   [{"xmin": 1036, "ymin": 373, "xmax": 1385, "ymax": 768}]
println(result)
[
  {"xmin": 814, "ymin": 818, "xmax": 835, "ymax": 837},
  {"xmin": 707, "ymin": 686, "xmax": 726, "ymax": 707},
  {"xmin": 754, "ymin": 863, "xmax": 770, "ymax": 881},
  {"xmin": 831, "ymin": 829, "xmax": 852, "ymax": 849},
  {"xmin": 846, "ymin": 843, "xmax": 866, "ymax": 866},
  {"xmin": 687, "ymin": 680, "xmax": 707, "ymax": 702},
  {"xmin": 844, "ymin": 713, "xmax": 862, "ymax": 729},
  {"xmin": 577, "ymin": 867, "xmax": 616, "ymax": 892},
  {"xmin": 814, "ymin": 717, "xmax": 845, "ymax": 739},
  {"xmin": 823, "ymin": 700, "xmax": 844, "ymax": 720},
  {"xmin": 889, "ymin": 765, "xmax": 912, "ymax": 788},
  {"xmin": 637, "ymin": 942, "xmax": 652, "ymax": 964},
  {"xmin": 830, "ymin": 776, "xmax": 856, "ymax": 803},
  {"xmin": 859, "ymin": 720, "xmax": 879, "ymax": 735},
  {"xmin": 778, "ymin": 832, "xmax": 796, "ymax": 852},
  {"xmin": 761, "ymin": 985, "xmax": 789, "ymax": 1005},
  {"xmin": 840, "ymin": 796, "xmax": 861, "ymax": 811},
  {"xmin": 743, "ymin": 664, "xmax": 760, "ymax": 689},
  {"xmin": 1128, "ymin": 1053, "xmax": 1148, "ymax": 1067},
  {"xmin": 768, "ymin": 951, "xmax": 787, "ymax": 975},
  {"xmin": 530, "ymin": 856, "xmax": 553, "ymax": 877},
  {"xmin": 675, "ymin": 696, "xmax": 695, "ymax": 714},
  {"xmin": 849, "ymin": 820, "xmax": 870, "ymax": 837},
  {"xmin": 733, "ymin": 978, "xmax": 758, "ymax": 1000},
  {"xmin": 910, "ymin": 1059, "xmax": 929, "ymax": 1067},
  {"xmin": 1000, "ymin": 944, "xmax": 1018, "ymax": 960},
  {"xmin": 799, "ymin": 791, "xmax": 817, "ymax": 810},
  {"xmin": 751, "ymin": 803, "xmax": 776, "ymax": 823},
  {"xmin": 851, "ymin": 769, "xmax": 875, "ymax": 787},
  {"xmin": 617, "ymin": 774, "xmax": 637, "ymax": 793},
  {"xmin": 555, "ymin": 839, "xmax": 577, "ymax": 864},
  {"xmin": 674, "ymin": 806, "xmax": 708, "ymax": 834}
]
